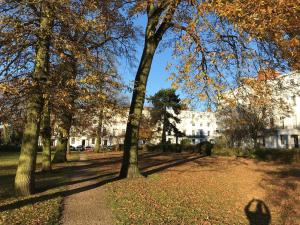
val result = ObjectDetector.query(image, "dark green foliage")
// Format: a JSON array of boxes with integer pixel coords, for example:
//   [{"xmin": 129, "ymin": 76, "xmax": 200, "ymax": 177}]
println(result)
[
  {"xmin": 197, "ymin": 141, "xmax": 214, "ymax": 156},
  {"xmin": 252, "ymin": 148, "xmax": 300, "ymax": 163},
  {"xmin": 213, "ymin": 147, "xmax": 300, "ymax": 163},
  {"xmin": 146, "ymin": 143, "xmax": 199, "ymax": 153},
  {"xmin": 0, "ymin": 144, "xmax": 21, "ymax": 152},
  {"xmin": 180, "ymin": 139, "xmax": 191, "ymax": 145},
  {"xmin": 148, "ymin": 89, "xmax": 184, "ymax": 147}
]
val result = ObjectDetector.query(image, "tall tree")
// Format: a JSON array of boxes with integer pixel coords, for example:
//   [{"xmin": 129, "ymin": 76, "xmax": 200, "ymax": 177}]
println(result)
[
  {"xmin": 13, "ymin": 1, "xmax": 53, "ymax": 196},
  {"xmin": 120, "ymin": 1, "xmax": 180, "ymax": 178},
  {"xmin": 120, "ymin": 0, "xmax": 300, "ymax": 178},
  {"xmin": 148, "ymin": 89, "xmax": 183, "ymax": 149}
]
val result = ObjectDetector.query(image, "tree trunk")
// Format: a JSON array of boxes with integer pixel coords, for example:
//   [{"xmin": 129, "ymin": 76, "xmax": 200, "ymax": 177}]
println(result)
[
  {"xmin": 15, "ymin": 6, "xmax": 52, "ymax": 196},
  {"xmin": 161, "ymin": 111, "xmax": 167, "ymax": 151},
  {"xmin": 94, "ymin": 110, "xmax": 103, "ymax": 153},
  {"xmin": 52, "ymin": 132, "xmax": 68, "ymax": 163},
  {"xmin": 119, "ymin": 38, "xmax": 159, "ymax": 178},
  {"xmin": 52, "ymin": 56, "xmax": 76, "ymax": 163},
  {"xmin": 52, "ymin": 122, "xmax": 71, "ymax": 163},
  {"xmin": 67, "ymin": 139, "xmax": 71, "ymax": 154},
  {"xmin": 2, "ymin": 123, "xmax": 11, "ymax": 144},
  {"xmin": 41, "ymin": 96, "xmax": 51, "ymax": 172}
]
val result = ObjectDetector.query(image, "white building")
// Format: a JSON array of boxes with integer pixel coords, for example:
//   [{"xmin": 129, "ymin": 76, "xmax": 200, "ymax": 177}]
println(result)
[
  {"xmin": 67, "ymin": 71, "xmax": 300, "ymax": 150},
  {"xmin": 262, "ymin": 71, "xmax": 300, "ymax": 149},
  {"xmin": 68, "ymin": 108, "xmax": 218, "ymax": 148},
  {"xmin": 162, "ymin": 110, "xmax": 218, "ymax": 145},
  {"xmin": 220, "ymin": 71, "xmax": 300, "ymax": 149}
]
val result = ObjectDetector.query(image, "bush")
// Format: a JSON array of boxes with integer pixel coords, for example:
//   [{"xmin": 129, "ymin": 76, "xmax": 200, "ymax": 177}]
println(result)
[
  {"xmin": 0, "ymin": 144, "xmax": 21, "ymax": 152},
  {"xmin": 197, "ymin": 141, "xmax": 214, "ymax": 156},
  {"xmin": 180, "ymin": 139, "xmax": 191, "ymax": 145},
  {"xmin": 252, "ymin": 148, "xmax": 300, "ymax": 163},
  {"xmin": 212, "ymin": 147, "xmax": 250, "ymax": 157}
]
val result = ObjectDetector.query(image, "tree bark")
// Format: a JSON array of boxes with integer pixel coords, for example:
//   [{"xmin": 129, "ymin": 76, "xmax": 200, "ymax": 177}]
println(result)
[
  {"xmin": 2, "ymin": 123, "xmax": 11, "ymax": 144},
  {"xmin": 15, "ymin": 5, "xmax": 52, "ymax": 196},
  {"xmin": 52, "ymin": 131, "xmax": 68, "ymax": 163},
  {"xmin": 52, "ymin": 118, "xmax": 71, "ymax": 163},
  {"xmin": 41, "ymin": 96, "xmax": 52, "ymax": 172},
  {"xmin": 94, "ymin": 110, "xmax": 103, "ymax": 153},
  {"xmin": 119, "ymin": 38, "xmax": 159, "ymax": 178},
  {"xmin": 161, "ymin": 110, "xmax": 167, "ymax": 151}
]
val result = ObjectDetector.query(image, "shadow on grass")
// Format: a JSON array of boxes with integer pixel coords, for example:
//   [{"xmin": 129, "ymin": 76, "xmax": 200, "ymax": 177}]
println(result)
[
  {"xmin": 244, "ymin": 199, "xmax": 271, "ymax": 225},
  {"xmin": 142, "ymin": 155, "xmax": 204, "ymax": 176},
  {"xmin": 0, "ymin": 152, "xmax": 204, "ymax": 212},
  {"xmin": 0, "ymin": 175, "xmax": 120, "ymax": 212}
]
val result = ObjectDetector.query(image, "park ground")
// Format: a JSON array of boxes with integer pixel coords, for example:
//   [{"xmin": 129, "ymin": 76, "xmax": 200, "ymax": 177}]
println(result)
[{"xmin": 0, "ymin": 151, "xmax": 299, "ymax": 225}]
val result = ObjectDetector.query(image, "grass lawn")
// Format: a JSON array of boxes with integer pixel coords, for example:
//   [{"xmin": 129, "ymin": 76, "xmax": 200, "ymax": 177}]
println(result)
[
  {"xmin": 0, "ymin": 151, "xmax": 80, "ymax": 225},
  {"xmin": 106, "ymin": 153, "xmax": 300, "ymax": 225}
]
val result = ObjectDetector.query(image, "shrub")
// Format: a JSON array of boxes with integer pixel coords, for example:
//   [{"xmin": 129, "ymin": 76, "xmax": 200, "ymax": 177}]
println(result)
[
  {"xmin": 212, "ymin": 147, "xmax": 250, "ymax": 157},
  {"xmin": 0, "ymin": 144, "xmax": 21, "ymax": 152},
  {"xmin": 197, "ymin": 141, "xmax": 214, "ymax": 156},
  {"xmin": 252, "ymin": 148, "xmax": 300, "ymax": 163},
  {"xmin": 180, "ymin": 139, "xmax": 191, "ymax": 145}
]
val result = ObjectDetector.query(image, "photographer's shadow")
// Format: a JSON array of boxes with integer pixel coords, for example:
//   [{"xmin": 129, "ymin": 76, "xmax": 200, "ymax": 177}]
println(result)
[{"xmin": 244, "ymin": 199, "xmax": 271, "ymax": 225}]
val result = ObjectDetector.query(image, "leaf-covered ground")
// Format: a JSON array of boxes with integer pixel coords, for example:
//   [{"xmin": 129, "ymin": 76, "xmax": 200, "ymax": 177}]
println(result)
[
  {"xmin": 106, "ymin": 153, "xmax": 300, "ymax": 225},
  {"xmin": 0, "ymin": 152, "xmax": 80, "ymax": 225},
  {"xmin": 1, "ymin": 151, "xmax": 299, "ymax": 225}
]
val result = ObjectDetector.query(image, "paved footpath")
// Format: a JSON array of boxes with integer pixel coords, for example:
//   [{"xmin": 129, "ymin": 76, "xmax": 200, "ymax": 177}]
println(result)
[{"xmin": 61, "ymin": 153, "xmax": 116, "ymax": 225}]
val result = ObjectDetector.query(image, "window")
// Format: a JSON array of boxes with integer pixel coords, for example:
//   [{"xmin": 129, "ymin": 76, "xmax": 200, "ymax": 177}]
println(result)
[
  {"xmin": 122, "ymin": 129, "xmax": 126, "ymax": 134},
  {"xmin": 92, "ymin": 138, "xmax": 95, "ymax": 144},
  {"xmin": 207, "ymin": 123, "xmax": 210, "ymax": 127},
  {"xmin": 292, "ymin": 95, "xmax": 296, "ymax": 106},
  {"xmin": 199, "ymin": 129, "xmax": 204, "ymax": 136},
  {"xmin": 200, "ymin": 123, "xmax": 202, "ymax": 127},
  {"xmin": 280, "ymin": 135, "xmax": 285, "ymax": 145},
  {"xmin": 192, "ymin": 130, "xmax": 195, "ymax": 136},
  {"xmin": 168, "ymin": 138, "xmax": 172, "ymax": 143},
  {"xmin": 280, "ymin": 116, "xmax": 285, "ymax": 129},
  {"xmin": 270, "ymin": 117, "xmax": 274, "ymax": 127},
  {"xmin": 104, "ymin": 140, "xmax": 108, "ymax": 146},
  {"xmin": 71, "ymin": 138, "xmax": 75, "ymax": 144},
  {"xmin": 192, "ymin": 139, "xmax": 195, "ymax": 144},
  {"xmin": 192, "ymin": 121, "xmax": 195, "ymax": 126},
  {"xmin": 207, "ymin": 131, "xmax": 210, "ymax": 136},
  {"xmin": 168, "ymin": 130, "xmax": 171, "ymax": 135},
  {"xmin": 290, "ymin": 79, "xmax": 295, "ymax": 85}
]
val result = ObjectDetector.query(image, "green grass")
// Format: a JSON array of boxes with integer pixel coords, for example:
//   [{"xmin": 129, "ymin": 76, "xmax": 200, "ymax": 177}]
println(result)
[{"xmin": 0, "ymin": 151, "xmax": 80, "ymax": 225}]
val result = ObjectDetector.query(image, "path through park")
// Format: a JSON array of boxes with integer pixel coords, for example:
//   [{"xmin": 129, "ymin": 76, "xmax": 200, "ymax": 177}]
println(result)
[{"xmin": 61, "ymin": 153, "xmax": 120, "ymax": 225}]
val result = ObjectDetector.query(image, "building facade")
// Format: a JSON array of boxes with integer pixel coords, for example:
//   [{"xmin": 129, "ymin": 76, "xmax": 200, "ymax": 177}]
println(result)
[
  {"xmin": 261, "ymin": 71, "xmax": 300, "ymax": 149},
  {"xmin": 220, "ymin": 71, "xmax": 300, "ymax": 149},
  {"xmin": 68, "ymin": 109, "xmax": 218, "ymax": 148}
]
